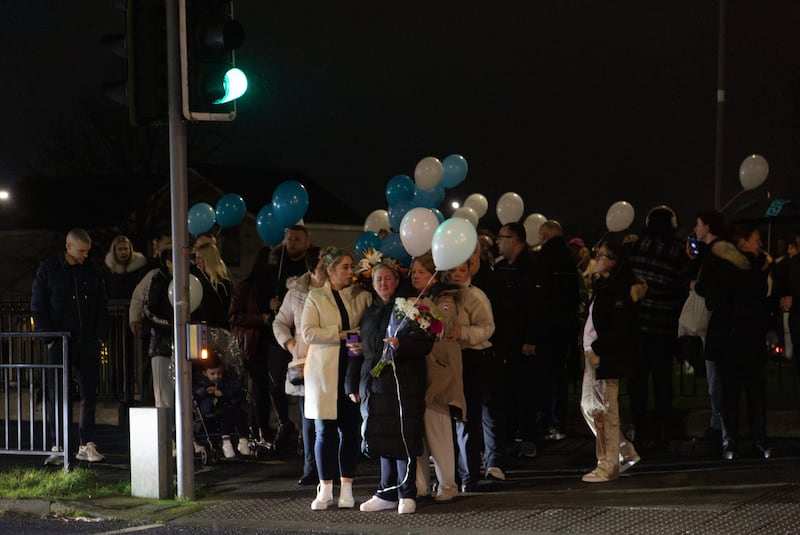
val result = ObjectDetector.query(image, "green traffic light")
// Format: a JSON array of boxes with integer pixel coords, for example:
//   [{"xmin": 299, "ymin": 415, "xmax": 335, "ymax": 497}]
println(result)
[{"xmin": 212, "ymin": 68, "xmax": 248, "ymax": 105}]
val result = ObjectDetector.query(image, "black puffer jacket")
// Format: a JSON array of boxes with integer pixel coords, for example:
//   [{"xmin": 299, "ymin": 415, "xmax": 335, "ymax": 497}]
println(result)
[
  {"xmin": 31, "ymin": 252, "xmax": 109, "ymax": 343},
  {"xmin": 353, "ymin": 296, "xmax": 434, "ymax": 459},
  {"xmin": 144, "ymin": 267, "xmax": 175, "ymax": 358},
  {"xmin": 589, "ymin": 272, "xmax": 646, "ymax": 380}
]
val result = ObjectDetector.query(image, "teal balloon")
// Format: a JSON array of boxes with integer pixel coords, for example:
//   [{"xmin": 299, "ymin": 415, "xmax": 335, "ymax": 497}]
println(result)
[
  {"xmin": 385, "ymin": 174, "xmax": 415, "ymax": 206},
  {"xmin": 412, "ymin": 184, "xmax": 445, "ymax": 209},
  {"xmin": 215, "ymin": 193, "xmax": 246, "ymax": 228},
  {"xmin": 440, "ymin": 154, "xmax": 468, "ymax": 188},
  {"xmin": 272, "ymin": 180, "xmax": 309, "ymax": 227},
  {"xmin": 355, "ymin": 231, "xmax": 382, "ymax": 255},
  {"xmin": 388, "ymin": 200, "xmax": 413, "ymax": 232},
  {"xmin": 188, "ymin": 202, "xmax": 215, "ymax": 237},
  {"xmin": 256, "ymin": 205, "xmax": 285, "ymax": 245},
  {"xmin": 431, "ymin": 208, "xmax": 445, "ymax": 223},
  {"xmin": 380, "ymin": 233, "xmax": 411, "ymax": 267}
]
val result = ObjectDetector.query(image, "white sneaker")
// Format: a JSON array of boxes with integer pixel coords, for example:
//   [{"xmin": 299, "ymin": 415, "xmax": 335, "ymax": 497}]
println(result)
[
  {"xmin": 44, "ymin": 446, "xmax": 63, "ymax": 466},
  {"xmin": 221, "ymin": 437, "xmax": 236, "ymax": 459},
  {"xmin": 359, "ymin": 495, "xmax": 398, "ymax": 512},
  {"xmin": 75, "ymin": 442, "xmax": 104, "ymax": 462},
  {"xmin": 237, "ymin": 437, "xmax": 251, "ymax": 457},
  {"xmin": 620, "ymin": 455, "xmax": 641, "ymax": 474},
  {"xmin": 338, "ymin": 481, "xmax": 355, "ymax": 508},
  {"xmin": 311, "ymin": 482, "xmax": 334, "ymax": 510},
  {"xmin": 485, "ymin": 466, "xmax": 506, "ymax": 481},
  {"xmin": 398, "ymin": 498, "xmax": 416, "ymax": 514}
]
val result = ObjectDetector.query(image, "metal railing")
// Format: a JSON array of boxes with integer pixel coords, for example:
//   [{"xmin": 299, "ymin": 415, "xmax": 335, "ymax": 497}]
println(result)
[{"xmin": 0, "ymin": 331, "xmax": 70, "ymax": 471}]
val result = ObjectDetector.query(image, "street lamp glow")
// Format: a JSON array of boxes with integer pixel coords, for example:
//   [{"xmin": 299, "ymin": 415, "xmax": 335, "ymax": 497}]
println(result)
[
  {"xmin": 450, "ymin": 200, "xmax": 460, "ymax": 210},
  {"xmin": 0, "ymin": 190, "xmax": 9, "ymax": 201}
]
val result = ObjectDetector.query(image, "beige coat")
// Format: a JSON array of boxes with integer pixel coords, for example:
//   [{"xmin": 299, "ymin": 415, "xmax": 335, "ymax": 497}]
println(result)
[
  {"xmin": 301, "ymin": 282, "xmax": 372, "ymax": 420},
  {"xmin": 422, "ymin": 290, "xmax": 467, "ymax": 420}
]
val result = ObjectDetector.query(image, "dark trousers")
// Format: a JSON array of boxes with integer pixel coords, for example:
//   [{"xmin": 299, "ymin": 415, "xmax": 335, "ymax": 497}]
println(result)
[
  {"xmin": 507, "ymin": 352, "xmax": 537, "ymax": 442},
  {"xmin": 532, "ymin": 328, "xmax": 572, "ymax": 433},
  {"xmin": 630, "ymin": 333, "xmax": 675, "ymax": 436},
  {"xmin": 267, "ymin": 344, "xmax": 292, "ymax": 427},
  {"xmin": 298, "ymin": 395, "xmax": 317, "ymax": 478},
  {"xmin": 245, "ymin": 357, "xmax": 272, "ymax": 439},
  {"xmin": 315, "ymin": 391, "xmax": 361, "ymax": 480},
  {"xmin": 719, "ymin": 357, "xmax": 768, "ymax": 447},
  {"xmin": 457, "ymin": 348, "xmax": 494, "ymax": 485},
  {"xmin": 46, "ymin": 339, "xmax": 100, "ymax": 449},
  {"xmin": 375, "ymin": 455, "xmax": 417, "ymax": 501}
]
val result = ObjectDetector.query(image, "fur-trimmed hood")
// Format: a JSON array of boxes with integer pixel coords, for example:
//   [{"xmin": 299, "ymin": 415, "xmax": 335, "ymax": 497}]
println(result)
[
  {"xmin": 711, "ymin": 240, "xmax": 751, "ymax": 271},
  {"xmin": 105, "ymin": 249, "xmax": 147, "ymax": 274}
]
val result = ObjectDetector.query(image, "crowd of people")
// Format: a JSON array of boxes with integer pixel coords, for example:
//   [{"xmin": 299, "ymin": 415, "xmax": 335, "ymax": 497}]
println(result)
[{"xmin": 29, "ymin": 206, "xmax": 800, "ymax": 511}]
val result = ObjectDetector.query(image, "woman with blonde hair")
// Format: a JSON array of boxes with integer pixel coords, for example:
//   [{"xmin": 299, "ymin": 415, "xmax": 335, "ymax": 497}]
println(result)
[
  {"xmin": 193, "ymin": 242, "xmax": 233, "ymax": 329},
  {"xmin": 302, "ymin": 247, "xmax": 372, "ymax": 511}
]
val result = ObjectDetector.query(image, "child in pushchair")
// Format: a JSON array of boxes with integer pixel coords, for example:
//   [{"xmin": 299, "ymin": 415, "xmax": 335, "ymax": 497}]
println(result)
[{"xmin": 192, "ymin": 355, "xmax": 253, "ymax": 460}]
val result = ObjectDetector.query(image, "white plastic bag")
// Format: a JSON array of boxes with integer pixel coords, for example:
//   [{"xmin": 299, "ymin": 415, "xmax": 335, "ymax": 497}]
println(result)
[{"xmin": 678, "ymin": 289, "xmax": 711, "ymax": 339}]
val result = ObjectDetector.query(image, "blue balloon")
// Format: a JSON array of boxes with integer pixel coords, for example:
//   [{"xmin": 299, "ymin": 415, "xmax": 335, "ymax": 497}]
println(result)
[
  {"xmin": 385, "ymin": 174, "xmax": 415, "ymax": 206},
  {"xmin": 188, "ymin": 202, "xmax": 215, "ymax": 237},
  {"xmin": 256, "ymin": 205, "xmax": 285, "ymax": 245},
  {"xmin": 412, "ymin": 184, "xmax": 445, "ymax": 209},
  {"xmin": 355, "ymin": 231, "xmax": 382, "ymax": 255},
  {"xmin": 215, "ymin": 193, "xmax": 246, "ymax": 228},
  {"xmin": 440, "ymin": 154, "xmax": 468, "ymax": 188},
  {"xmin": 380, "ymin": 233, "xmax": 411, "ymax": 267},
  {"xmin": 272, "ymin": 180, "xmax": 309, "ymax": 228},
  {"xmin": 388, "ymin": 200, "xmax": 413, "ymax": 232},
  {"xmin": 431, "ymin": 208, "xmax": 445, "ymax": 223}
]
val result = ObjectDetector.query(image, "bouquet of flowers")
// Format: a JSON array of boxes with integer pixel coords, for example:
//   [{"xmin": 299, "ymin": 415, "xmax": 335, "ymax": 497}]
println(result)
[{"xmin": 370, "ymin": 297, "xmax": 443, "ymax": 377}]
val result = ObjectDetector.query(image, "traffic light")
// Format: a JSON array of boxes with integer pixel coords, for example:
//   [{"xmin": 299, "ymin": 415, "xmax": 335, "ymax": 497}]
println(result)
[
  {"xmin": 179, "ymin": 0, "xmax": 247, "ymax": 121},
  {"xmin": 102, "ymin": 0, "xmax": 168, "ymax": 126}
]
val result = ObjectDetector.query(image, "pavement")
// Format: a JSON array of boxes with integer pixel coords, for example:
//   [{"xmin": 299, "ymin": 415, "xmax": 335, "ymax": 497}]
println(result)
[{"xmin": 2, "ymin": 406, "xmax": 800, "ymax": 534}]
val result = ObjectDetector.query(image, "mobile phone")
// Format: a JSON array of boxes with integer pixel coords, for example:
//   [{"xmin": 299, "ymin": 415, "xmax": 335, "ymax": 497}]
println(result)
[
  {"xmin": 687, "ymin": 235, "xmax": 700, "ymax": 256},
  {"xmin": 346, "ymin": 333, "xmax": 360, "ymax": 357}
]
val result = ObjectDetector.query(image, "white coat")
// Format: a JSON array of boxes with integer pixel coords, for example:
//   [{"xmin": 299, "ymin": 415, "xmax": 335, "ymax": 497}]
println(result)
[{"xmin": 301, "ymin": 281, "xmax": 372, "ymax": 420}]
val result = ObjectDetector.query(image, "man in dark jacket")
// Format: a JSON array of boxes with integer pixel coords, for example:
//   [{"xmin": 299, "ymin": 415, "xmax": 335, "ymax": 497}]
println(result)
[
  {"xmin": 529, "ymin": 221, "xmax": 581, "ymax": 441},
  {"xmin": 31, "ymin": 228, "xmax": 110, "ymax": 465}
]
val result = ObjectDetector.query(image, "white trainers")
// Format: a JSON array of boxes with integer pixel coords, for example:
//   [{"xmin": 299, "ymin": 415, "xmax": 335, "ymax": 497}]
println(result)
[
  {"xmin": 359, "ymin": 495, "xmax": 398, "ymax": 512},
  {"xmin": 44, "ymin": 446, "xmax": 64, "ymax": 466},
  {"xmin": 237, "ymin": 437, "xmax": 251, "ymax": 457},
  {"xmin": 311, "ymin": 482, "xmax": 334, "ymax": 510},
  {"xmin": 75, "ymin": 442, "xmax": 104, "ymax": 462},
  {"xmin": 221, "ymin": 437, "xmax": 236, "ymax": 459},
  {"xmin": 338, "ymin": 481, "xmax": 355, "ymax": 508},
  {"xmin": 485, "ymin": 466, "xmax": 506, "ymax": 481},
  {"xmin": 398, "ymin": 498, "xmax": 416, "ymax": 514},
  {"xmin": 620, "ymin": 455, "xmax": 641, "ymax": 474}
]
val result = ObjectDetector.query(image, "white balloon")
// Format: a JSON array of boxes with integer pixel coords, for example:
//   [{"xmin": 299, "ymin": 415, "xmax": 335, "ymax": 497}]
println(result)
[
  {"xmin": 463, "ymin": 193, "xmax": 488, "ymax": 218},
  {"xmin": 452, "ymin": 206, "xmax": 479, "ymax": 227},
  {"xmin": 414, "ymin": 156, "xmax": 444, "ymax": 191},
  {"xmin": 432, "ymin": 218, "xmax": 478, "ymax": 271},
  {"xmin": 364, "ymin": 209, "xmax": 390, "ymax": 233},
  {"xmin": 606, "ymin": 201, "xmax": 635, "ymax": 232},
  {"xmin": 496, "ymin": 192, "xmax": 524, "ymax": 225},
  {"xmin": 399, "ymin": 207, "xmax": 439, "ymax": 257},
  {"xmin": 739, "ymin": 154, "xmax": 769, "ymax": 190},
  {"xmin": 168, "ymin": 274, "xmax": 204, "ymax": 313},
  {"xmin": 523, "ymin": 213, "xmax": 548, "ymax": 246}
]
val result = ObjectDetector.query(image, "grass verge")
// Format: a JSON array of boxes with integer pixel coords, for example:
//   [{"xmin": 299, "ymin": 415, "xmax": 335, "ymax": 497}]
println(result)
[{"xmin": 0, "ymin": 467, "xmax": 130, "ymax": 500}]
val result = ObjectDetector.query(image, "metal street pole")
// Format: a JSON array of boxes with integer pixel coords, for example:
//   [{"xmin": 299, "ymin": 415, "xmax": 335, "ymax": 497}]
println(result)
[
  {"xmin": 714, "ymin": 0, "xmax": 726, "ymax": 210},
  {"xmin": 165, "ymin": 0, "xmax": 194, "ymax": 499}
]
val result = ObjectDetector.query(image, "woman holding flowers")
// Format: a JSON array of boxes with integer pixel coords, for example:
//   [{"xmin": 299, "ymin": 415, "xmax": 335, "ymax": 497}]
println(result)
[
  {"xmin": 302, "ymin": 247, "xmax": 372, "ymax": 511},
  {"xmin": 410, "ymin": 252, "xmax": 465, "ymax": 503},
  {"xmin": 353, "ymin": 262, "xmax": 441, "ymax": 515}
]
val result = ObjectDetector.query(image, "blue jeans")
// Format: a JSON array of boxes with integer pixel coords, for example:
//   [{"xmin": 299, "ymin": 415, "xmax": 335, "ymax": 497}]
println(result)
[{"xmin": 705, "ymin": 359, "xmax": 722, "ymax": 431}]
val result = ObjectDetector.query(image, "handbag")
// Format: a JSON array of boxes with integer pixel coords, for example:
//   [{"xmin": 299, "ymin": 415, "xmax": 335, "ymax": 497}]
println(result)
[
  {"xmin": 286, "ymin": 358, "xmax": 305, "ymax": 386},
  {"xmin": 678, "ymin": 289, "xmax": 711, "ymax": 339}
]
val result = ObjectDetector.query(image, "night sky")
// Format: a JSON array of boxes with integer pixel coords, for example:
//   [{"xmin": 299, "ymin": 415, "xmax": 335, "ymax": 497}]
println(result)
[{"xmin": 1, "ymin": 1, "xmax": 799, "ymax": 244}]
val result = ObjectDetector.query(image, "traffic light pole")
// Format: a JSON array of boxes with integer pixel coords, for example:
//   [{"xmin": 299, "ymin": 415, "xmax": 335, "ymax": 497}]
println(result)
[{"xmin": 165, "ymin": 0, "xmax": 194, "ymax": 500}]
